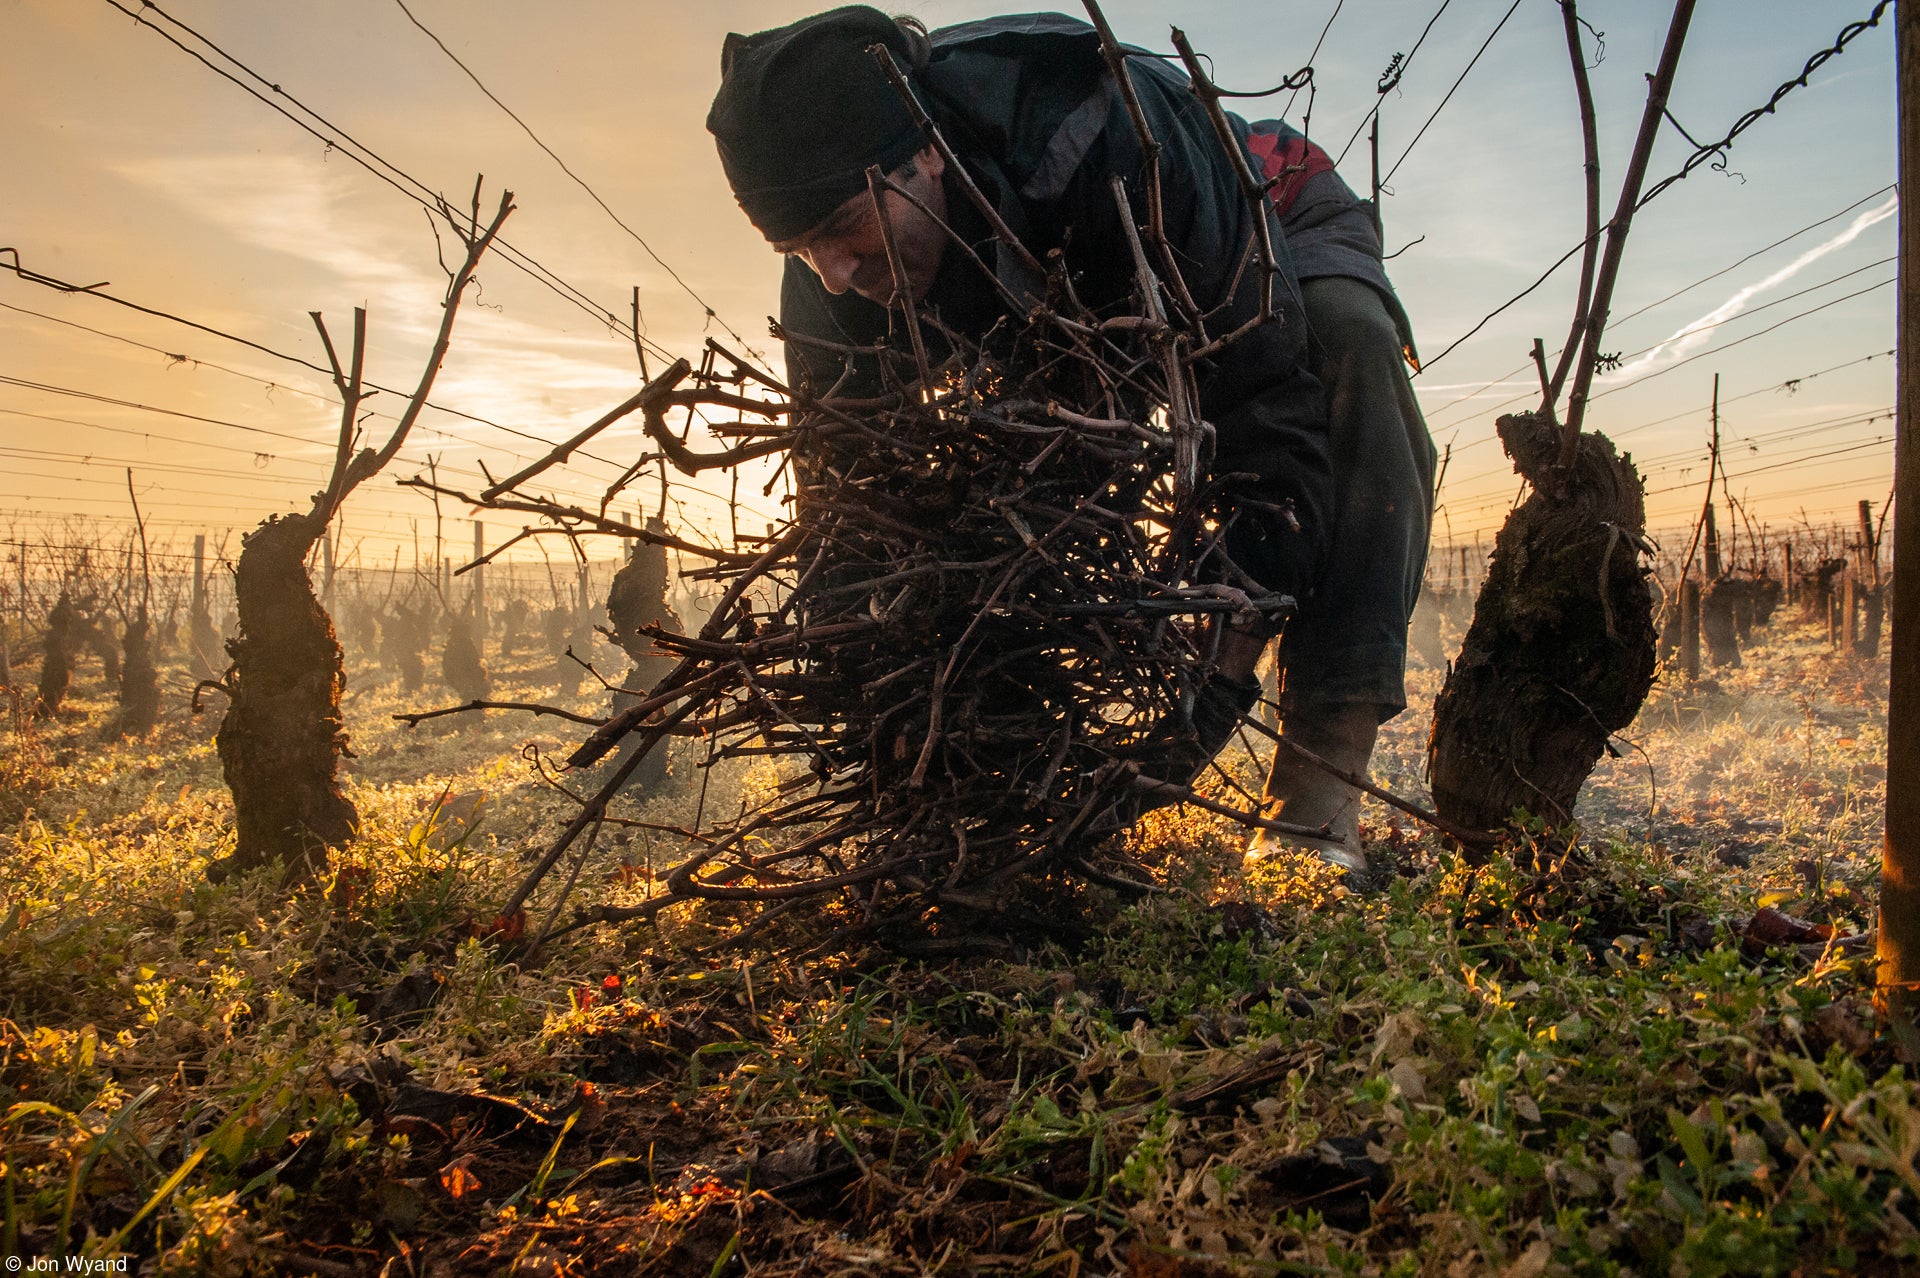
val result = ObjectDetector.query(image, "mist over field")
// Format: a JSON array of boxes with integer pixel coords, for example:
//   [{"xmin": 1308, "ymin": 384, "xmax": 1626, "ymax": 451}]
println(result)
[{"xmin": 1, "ymin": 1, "xmax": 1914, "ymax": 1274}]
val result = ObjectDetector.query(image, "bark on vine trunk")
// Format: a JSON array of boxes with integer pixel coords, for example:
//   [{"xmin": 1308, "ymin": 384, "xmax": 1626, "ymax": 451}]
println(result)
[
  {"xmin": 1702, "ymin": 578, "xmax": 1743, "ymax": 668},
  {"xmin": 442, "ymin": 616, "xmax": 491, "ymax": 703},
  {"xmin": 213, "ymin": 512, "xmax": 357, "ymax": 880},
  {"xmin": 34, "ymin": 591, "xmax": 75, "ymax": 718},
  {"xmin": 205, "ymin": 180, "xmax": 510, "ymax": 884},
  {"xmin": 111, "ymin": 612, "xmax": 160, "ymax": 738},
  {"xmin": 1427, "ymin": 413, "xmax": 1657, "ymax": 834},
  {"xmin": 602, "ymin": 533, "xmax": 681, "ymax": 795}
]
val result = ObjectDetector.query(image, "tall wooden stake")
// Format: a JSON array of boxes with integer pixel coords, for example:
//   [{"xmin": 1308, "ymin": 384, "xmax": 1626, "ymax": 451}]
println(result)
[
  {"xmin": 1680, "ymin": 578, "xmax": 1700, "ymax": 683},
  {"xmin": 1880, "ymin": 0, "xmax": 1920, "ymax": 1025},
  {"xmin": 1860, "ymin": 499, "xmax": 1879, "ymax": 585},
  {"xmin": 472, "ymin": 519, "xmax": 486, "ymax": 628},
  {"xmin": 1844, "ymin": 570, "xmax": 1859, "ymax": 653}
]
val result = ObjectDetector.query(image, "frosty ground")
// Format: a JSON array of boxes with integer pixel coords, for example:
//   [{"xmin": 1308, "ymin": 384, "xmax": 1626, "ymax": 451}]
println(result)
[{"xmin": 0, "ymin": 613, "xmax": 1907, "ymax": 1276}]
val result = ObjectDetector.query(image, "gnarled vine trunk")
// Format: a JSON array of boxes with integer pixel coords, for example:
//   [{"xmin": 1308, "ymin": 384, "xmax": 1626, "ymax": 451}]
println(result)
[
  {"xmin": 203, "ymin": 180, "xmax": 511, "ymax": 884},
  {"xmin": 111, "ymin": 613, "xmax": 160, "ymax": 738},
  {"xmin": 34, "ymin": 591, "xmax": 75, "ymax": 718},
  {"xmin": 1703, "ymin": 578, "xmax": 1744, "ymax": 668},
  {"xmin": 214, "ymin": 513, "xmax": 357, "ymax": 880},
  {"xmin": 441, "ymin": 618, "xmax": 492, "ymax": 703},
  {"xmin": 1428, "ymin": 413, "xmax": 1658, "ymax": 834}
]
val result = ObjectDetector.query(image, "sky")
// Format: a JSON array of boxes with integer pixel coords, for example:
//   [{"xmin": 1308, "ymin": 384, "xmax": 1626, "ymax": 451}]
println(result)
[{"xmin": 0, "ymin": 0, "xmax": 1901, "ymax": 578}]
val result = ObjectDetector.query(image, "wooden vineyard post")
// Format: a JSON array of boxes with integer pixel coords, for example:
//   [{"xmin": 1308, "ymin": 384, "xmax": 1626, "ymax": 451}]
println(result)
[
  {"xmin": 1859, "ymin": 499, "xmax": 1884, "ymax": 657},
  {"xmin": 1881, "ymin": 0, "xmax": 1920, "ymax": 1026},
  {"xmin": 189, "ymin": 531, "xmax": 219, "ymax": 681},
  {"xmin": 1680, "ymin": 577, "xmax": 1701, "ymax": 683},
  {"xmin": 472, "ymin": 520, "xmax": 486, "ymax": 640},
  {"xmin": 1865, "ymin": 577, "xmax": 1886, "ymax": 657},
  {"xmin": 1844, "ymin": 570, "xmax": 1859, "ymax": 654}
]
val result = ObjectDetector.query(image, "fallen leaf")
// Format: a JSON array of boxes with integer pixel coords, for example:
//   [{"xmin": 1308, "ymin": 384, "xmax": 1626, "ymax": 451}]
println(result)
[
  {"xmin": 376, "ymin": 1178, "xmax": 424, "ymax": 1228},
  {"xmin": 1389, "ymin": 1059, "xmax": 1426, "ymax": 1102},
  {"xmin": 1813, "ymin": 1002, "xmax": 1873, "ymax": 1057},
  {"xmin": 1504, "ymin": 1239, "xmax": 1551, "ymax": 1278},
  {"xmin": 439, "ymin": 1154, "xmax": 481, "ymax": 1200},
  {"xmin": 571, "ymin": 1080, "xmax": 607, "ymax": 1132},
  {"xmin": 1743, "ymin": 906, "xmax": 1834, "ymax": 954},
  {"xmin": 1125, "ymin": 1243, "xmax": 1187, "ymax": 1277}
]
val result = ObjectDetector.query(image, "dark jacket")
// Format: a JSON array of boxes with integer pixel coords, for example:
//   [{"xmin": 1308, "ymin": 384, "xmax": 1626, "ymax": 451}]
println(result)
[
  {"xmin": 778, "ymin": 12, "xmax": 1332, "ymax": 598},
  {"xmin": 1245, "ymin": 117, "xmax": 1416, "ymax": 359}
]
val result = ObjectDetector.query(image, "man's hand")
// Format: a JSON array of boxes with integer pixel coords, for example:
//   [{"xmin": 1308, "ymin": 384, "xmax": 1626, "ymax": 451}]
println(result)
[{"xmin": 1215, "ymin": 622, "xmax": 1271, "ymax": 684}]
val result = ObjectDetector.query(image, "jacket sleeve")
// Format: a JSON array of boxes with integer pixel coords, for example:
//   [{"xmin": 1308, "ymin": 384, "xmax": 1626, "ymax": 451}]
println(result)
[
  {"xmin": 779, "ymin": 255, "xmax": 890, "ymax": 400},
  {"xmin": 1047, "ymin": 58, "xmax": 1334, "ymax": 603}
]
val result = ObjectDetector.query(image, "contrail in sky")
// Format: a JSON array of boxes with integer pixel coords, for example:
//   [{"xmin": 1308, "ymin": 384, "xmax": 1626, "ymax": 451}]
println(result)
[{"xmin": 1607, "ymin": 193, "xmax": 1897, "ymax": 380}]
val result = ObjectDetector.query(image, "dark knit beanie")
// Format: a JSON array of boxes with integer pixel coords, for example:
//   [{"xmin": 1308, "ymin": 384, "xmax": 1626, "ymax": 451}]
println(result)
[{"xmin": 707, "ymin": 6, "xmax": 924, "ymax": 242}]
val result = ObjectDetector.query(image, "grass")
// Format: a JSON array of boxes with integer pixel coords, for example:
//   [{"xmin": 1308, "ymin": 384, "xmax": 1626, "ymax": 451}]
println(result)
[{"xmin": 0, "ymin": 613, "xmax": 1908, "ymax": 1276}]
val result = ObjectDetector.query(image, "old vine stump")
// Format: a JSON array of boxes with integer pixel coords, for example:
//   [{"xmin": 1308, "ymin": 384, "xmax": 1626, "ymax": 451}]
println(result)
[
  {"xmin": 442, "ymin": 618, "xmax": 491, "ymax": 703},
  {"xmin": 1428, "ymin": 413, "xmax": 1657, "ymax": 833},
  {"xmin": 1702, "ymin": 578, "xmax": 1743, "ymax": 668},
  {"xmin": 603, "ymin": 536, "xmax": 680, "ymax": 795},
  {"xmin": 35, "ymin": 591, "xmax": 75, "ymax": 719},
  {"xmin": 111, "ymin": 614, "xmax": 159, "ymax": 738},
  {"xmin": 214, "ymin": 513, "xmax": 357, "ymax": 880}
]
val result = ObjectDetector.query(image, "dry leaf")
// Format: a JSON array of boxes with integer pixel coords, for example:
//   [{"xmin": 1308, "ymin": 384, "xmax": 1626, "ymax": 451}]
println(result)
[
  {"xmin": 439, "ymin": 1153, "xmax": 482, "ymax": 1200},
  {"xmin": 1389, "ymin": 1058, "xmax": 1427, "ymax": 1102},
  {"xmin": 1504, "ymin": 1239, "xmax": 1551, "ymax": 1278}
]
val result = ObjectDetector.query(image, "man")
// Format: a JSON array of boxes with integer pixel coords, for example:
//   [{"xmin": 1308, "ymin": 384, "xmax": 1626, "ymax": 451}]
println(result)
[{"xmin": 707, "ymin": 7, "xmax": 1434, "ymax": 872}]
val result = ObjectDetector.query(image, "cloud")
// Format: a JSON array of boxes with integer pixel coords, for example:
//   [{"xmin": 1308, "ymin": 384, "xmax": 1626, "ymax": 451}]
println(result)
[
  {"xmin": 1604, "ymin": 194, "xmax": 1897, "ymax": 381},
  {"xmin": 109, "ymin": 152, "xmax": 429, "ymax": 308},
  {"xmin": 1414, "ymin": 379, "xmax": 1532, "ymax": 396},
  {"xmin": 105, "ymin": 151, "xmax": 675, "ymax": 455}
]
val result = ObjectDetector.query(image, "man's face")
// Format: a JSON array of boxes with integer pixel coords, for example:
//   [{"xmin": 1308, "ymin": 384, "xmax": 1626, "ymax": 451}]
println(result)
[{"xmin": 774, "ymin": 145, "xmax": 949, "ymax": 307}]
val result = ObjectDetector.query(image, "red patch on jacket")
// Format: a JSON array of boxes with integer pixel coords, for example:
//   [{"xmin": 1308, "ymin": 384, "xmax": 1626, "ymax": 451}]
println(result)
[{"xmin": 1246, "ymin": 130, "xmax": 1336, "ymax": 217}]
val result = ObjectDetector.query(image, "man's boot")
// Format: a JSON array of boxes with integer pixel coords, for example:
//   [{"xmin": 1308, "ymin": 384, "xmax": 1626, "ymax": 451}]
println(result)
[{"xmin": 1248, "ymin": 701, "xmax": 1384, "ymax": 872}]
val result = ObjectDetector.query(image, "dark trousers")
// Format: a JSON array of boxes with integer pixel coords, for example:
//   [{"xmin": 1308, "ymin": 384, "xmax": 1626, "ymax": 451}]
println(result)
[{"xmin": 1277, "ymin": 277, "xmax": 1437, "ymax": 722}]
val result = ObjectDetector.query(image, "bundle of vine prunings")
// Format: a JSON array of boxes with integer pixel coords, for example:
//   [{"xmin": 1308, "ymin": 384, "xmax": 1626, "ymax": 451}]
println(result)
[
  {"xmin": 432, "ymin": 313, "xmax": 1292, "ymax": 953},
  {"xmin": 415, "ymin": 18, "xmax": 1304, "ymax": 952}
]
